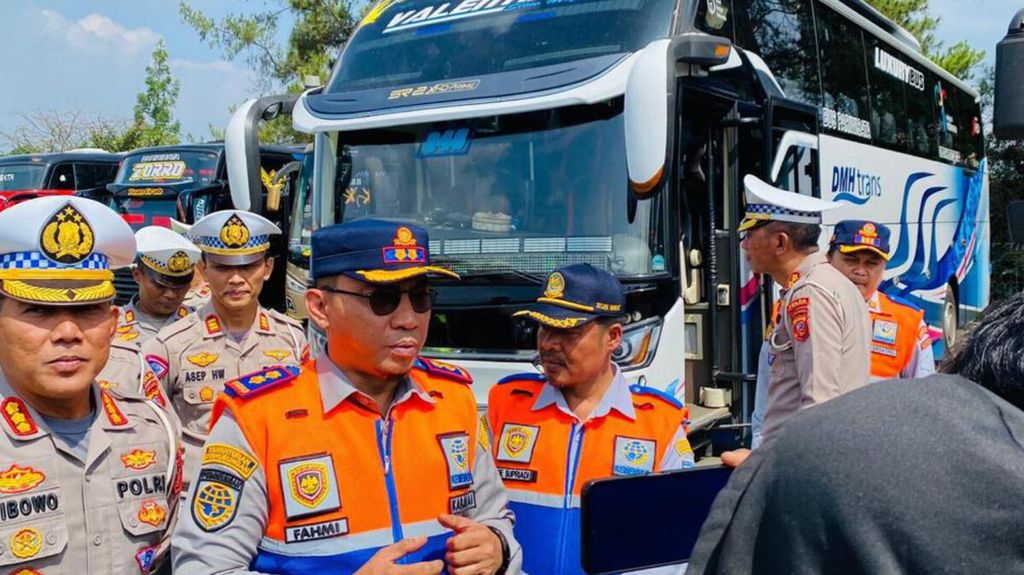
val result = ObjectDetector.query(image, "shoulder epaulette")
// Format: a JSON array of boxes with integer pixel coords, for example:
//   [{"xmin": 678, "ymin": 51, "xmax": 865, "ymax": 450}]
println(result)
[
  {"xmin": 497, "ymin": 372, "xmax": 546, "ymax": 385},
  {"xmin": 224, "ymin": 365, "xmax": 300, "ymax": 400},
  {"xmin": 629, "ymin": 384, "xmax": 683, "ymax": 409},
  {"xmin": 268, "ymin": 307, "xmax": 304, "ymax": 328},
  {"xmin": 414, "ymin": 357, "xmax": 473, "ymax": 384},
  {"xmin": 156, "ymin": 313, "xmax": 199, "ymax": 342},
  {"xmin": 886, "ymin": 293, "xmax": 923, "ymax": 313}
]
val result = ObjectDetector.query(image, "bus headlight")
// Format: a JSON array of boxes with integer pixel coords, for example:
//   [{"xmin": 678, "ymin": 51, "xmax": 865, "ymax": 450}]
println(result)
[{"xmin": 612, "ymin": 317, "xmax": 662, "ymax": 370}]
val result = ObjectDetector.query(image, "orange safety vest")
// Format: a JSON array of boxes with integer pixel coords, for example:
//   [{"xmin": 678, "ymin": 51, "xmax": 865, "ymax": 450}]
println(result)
[
  {"xmin": 869, "ymin": 291, "xmax": 926, "ymax": 379},
  {"xmin": 211, "ymin": 358, "xmax": 478, "ymax": 574},
  {"xmin": 487, "ymin": 373, "xmax": 686, "ymax": 574}
]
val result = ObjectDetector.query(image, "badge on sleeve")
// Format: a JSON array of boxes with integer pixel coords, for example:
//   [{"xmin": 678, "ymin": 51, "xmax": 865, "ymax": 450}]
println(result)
[
  {"xmin": 917, "ymin": 323, "xmax": 932, "ymax": 350},
  {"xmin": 613, "ymin": 436, "xmax": 657, "ymax": 476},
  {"xmin": 787, "ymin": 297, "xmax": 810, "ymax": 342},
  {"xmin": 438, "ymin": 432, "xmax": 474, "ymax": 490},
  {"xmin": 495, "ymin": 423, "xmax": 540, "ymax": 464},
  {"xmin": 872, "ymin": 319, "xmax": 898, "ymax": 346},
  {"xmin": 278, "ymin": 453, "xmax": 341, "ymax": 520},
  {"xmin": 192, "ymin": 468, "xmax": 243, "ymax": 532}
]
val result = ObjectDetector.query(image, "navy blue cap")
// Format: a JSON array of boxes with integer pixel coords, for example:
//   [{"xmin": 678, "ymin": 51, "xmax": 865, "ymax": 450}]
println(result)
[
  {"xmin": 311, "ymin": 219, "xmax": 459, "ymax": 283},
  {"xmin": 829, "ymin": 220, "xmax": 891, "ymax": 261},
  {"xmin": 513, "ymin": 263, "xmax": 625, "ymax": 328}
]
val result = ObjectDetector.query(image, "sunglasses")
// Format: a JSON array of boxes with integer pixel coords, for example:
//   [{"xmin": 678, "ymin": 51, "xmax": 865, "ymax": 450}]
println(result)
[{"xmin": 321, "ymin": 285, "xmax": 434, "ymax": 316}]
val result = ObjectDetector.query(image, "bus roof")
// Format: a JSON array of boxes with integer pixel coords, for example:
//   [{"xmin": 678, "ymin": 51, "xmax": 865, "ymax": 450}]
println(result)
[
  {"xmin": 0, "ymin": 151, "xmax": 122, "ymax": 165},
  {"xmin": 123, "ymin": 142, "xmax": 303, "ymax": 157}
]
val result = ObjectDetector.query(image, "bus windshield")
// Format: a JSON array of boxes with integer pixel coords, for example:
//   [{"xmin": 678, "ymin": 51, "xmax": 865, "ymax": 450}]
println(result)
[
  {"xmin": 335, "ymin": 0, "xmax": 675, "ymax": 91},
  {"xmin": 0, "ymin": 164, "xmax": 46, "ymax": 191},
  {"xmin": 115, "ymin": 150, "xmax": 220, "ymax": 187},
  {"xmin": 329, "ymin": 101, "xmax": 667, "ymax": 279}
]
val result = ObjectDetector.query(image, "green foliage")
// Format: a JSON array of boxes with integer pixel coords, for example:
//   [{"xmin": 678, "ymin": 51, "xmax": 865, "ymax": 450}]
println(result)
[
  {"xmin": 179, "ymin": 0, "xmax": 356, "ymax": 144},
  {"xmin": 865, "ymin": 0, "xmax": 985, "ymax": 80},
  {"xmin": 133, "ymin": 39, "xmax": 182, "ymax": 147}
]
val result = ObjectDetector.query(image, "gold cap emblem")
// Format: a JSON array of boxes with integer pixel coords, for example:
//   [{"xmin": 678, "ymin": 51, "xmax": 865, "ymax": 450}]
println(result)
[
  {"xmin": 393, "ymin": 226, "xmax": 417, "ymax": 246},
  {"xmin": 543, "ymin": 272, "xmax": 565, "ymax": 299},
  {"xmin": 40, "ymin": 203, "xmax": 94, "ymax": 264},
  {"xmin": 219, "ymin": 215, "xmax": 250, "ymax": 248},
  {"xmin": 167, "ymin": 250, "xmax": 192, "ymax": 273}
]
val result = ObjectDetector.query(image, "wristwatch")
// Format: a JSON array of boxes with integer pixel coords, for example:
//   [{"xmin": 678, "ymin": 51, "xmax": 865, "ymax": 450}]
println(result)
[{"xmin": 487, "ymin": 525, "xmax": 511, "ymax": 575}]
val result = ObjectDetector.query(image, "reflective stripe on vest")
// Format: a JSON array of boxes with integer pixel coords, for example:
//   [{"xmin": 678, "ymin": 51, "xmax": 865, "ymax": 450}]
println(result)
[{"xmin": 869, "ymin": 292, "xmax": 925, "ymax": 379}]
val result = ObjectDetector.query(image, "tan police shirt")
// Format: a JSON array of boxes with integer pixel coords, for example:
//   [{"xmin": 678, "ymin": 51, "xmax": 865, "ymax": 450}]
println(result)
[
  {"xmin": 98, "ymin": 339, "xmax": 172, "ymax": 410},
  {"xmin": 761, "ymin": 251, "xmax": 870, "ymax": 441},
  {"xmin": 115, "ymin": 299, "xmax": 190, "ymax": 346},
  {"xmin": 0, "ymin": 373, "xmax": 183, "ymax": 574},
  {"xmin": 141, "ymin": 301, "xmax": 308, "ymax": 488},
  {"xmin": 181, "ymin": 282, "xmax": 211, "ymax": 311}
]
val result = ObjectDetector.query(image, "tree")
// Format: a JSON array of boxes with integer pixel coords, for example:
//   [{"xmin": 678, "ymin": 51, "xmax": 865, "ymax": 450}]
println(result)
[
  {"xmin": 865, "ymin": 0, "xmax": 985, "ymax": 80},
  {"xmin": 133, "ymin": 39, "xmax": 182, "ymax": 147},
  {"xmin": 179, "ymin": 0, "xmax": 356, "ymax": 143}
]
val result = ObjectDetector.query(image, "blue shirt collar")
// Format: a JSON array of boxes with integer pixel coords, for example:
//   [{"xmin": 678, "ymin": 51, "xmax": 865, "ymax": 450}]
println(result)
[
  {"xmin": 317, "ymin": 355, "xmax": 435, "ymax": 415},
  {"xmin": 532, "ymin": 363, "xmax": 636, "ymax": 421}
]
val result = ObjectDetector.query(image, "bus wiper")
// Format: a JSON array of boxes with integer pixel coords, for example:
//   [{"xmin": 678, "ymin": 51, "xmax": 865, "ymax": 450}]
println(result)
[{"xmin": 457, "ymin": 269, "xmax": 546, "ymax": 285}]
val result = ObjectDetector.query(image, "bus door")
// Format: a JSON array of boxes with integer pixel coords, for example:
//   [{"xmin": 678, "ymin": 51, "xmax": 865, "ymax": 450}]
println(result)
[{"xmin": 675, "ymin": 79, "xmax": 754, "ymax": 441}]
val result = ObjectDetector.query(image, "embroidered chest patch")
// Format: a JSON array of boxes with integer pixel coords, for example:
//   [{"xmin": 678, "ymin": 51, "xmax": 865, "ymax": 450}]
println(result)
[
  {"xmin": 278, "ymin": 453, "xmax": 341, "ymax": 521},
  {"xmin": 872, "ymin": 319, "xmax": 899, "ymax": 346},
  {"xmin": 438, "ymin": 432, "xmax": 474, "ymax": 490},
  {"xmin": 495, "ymin": 423, "xmax": 540, "ymax": 464},
  {"xmin": 613, "ymin": 436, "xmax": 657, "ymax": 476}
]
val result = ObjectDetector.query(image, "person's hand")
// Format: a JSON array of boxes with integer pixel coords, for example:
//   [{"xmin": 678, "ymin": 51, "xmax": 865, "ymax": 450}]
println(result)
[
  {"xmin": 721, "ymin": 448, "xmax": 751, "ymax": 468},
  {"xmin": 439, "ymin": 513, "xmax": 504, "ymax": 575},
  {"xmin": 354, "ymin": 535, "xmax": 444, "ymax": 575}
]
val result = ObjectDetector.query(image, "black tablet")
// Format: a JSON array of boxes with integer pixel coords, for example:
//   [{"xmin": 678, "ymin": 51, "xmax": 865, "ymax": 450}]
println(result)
[{"xmin": 580, "ymin": 465, "xmax": 732, "ymax": 574}]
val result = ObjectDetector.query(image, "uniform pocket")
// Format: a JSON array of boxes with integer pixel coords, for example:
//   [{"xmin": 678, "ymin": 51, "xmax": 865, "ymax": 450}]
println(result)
[
  {"xmin": 117, "ymin": 497, "xmax": 170, "ymax": 537},
  {"xmin": 0, "ymin": 513, "xmax": 68, "ymax": 570},
  {"xmin": 182, "ymin": 382, "xmax": 219, "ymax": 405}
]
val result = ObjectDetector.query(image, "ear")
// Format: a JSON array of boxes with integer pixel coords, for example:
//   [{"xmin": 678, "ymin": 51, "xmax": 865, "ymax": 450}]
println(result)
[
  {"xmin": 306, "ymin": 287, "xmax": 331, "ymax": 332},
  {"xmin": 263, "ymin": 257, "xmax": 275, "ymax": 280},
  {"xmin": 107, "ymin": 305, "xmax": 119, "ymax": 338},
  {"xmin": 131, "ymin": 267, "xmax": 144, "ymax": 283},
  {"xmin": 605, "ymin": 322, "xmax": 623, "ymax": 355},
  {"xmin": 773, "ymin": 230, "xmax": 791, "ymax": 255},
  {"xmin": 196, "ymin": 259, "xmax": 207, "ymax": 276}
]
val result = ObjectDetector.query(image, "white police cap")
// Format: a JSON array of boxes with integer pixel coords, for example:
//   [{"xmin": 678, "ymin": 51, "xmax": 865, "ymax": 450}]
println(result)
[
  {"xmin": 738, "ymin": 175, "xmax": 841, "ymax": 232},
  {"xmin": 135, "ymin": 226, "xmax": 201, "ymax": 286},
  {"xmin": 190, "ymin": 210, "xmax": 281, "ymax": 265},
  {"xmin": 0, "ymin": 196, "xmax": 134, "ymax": 305}
]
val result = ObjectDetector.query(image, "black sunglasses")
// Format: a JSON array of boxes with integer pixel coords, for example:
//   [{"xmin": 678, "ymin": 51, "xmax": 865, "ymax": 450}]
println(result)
[{"xmin": 320, "ymin": 285, "xmax": 434, "ymax": 316}]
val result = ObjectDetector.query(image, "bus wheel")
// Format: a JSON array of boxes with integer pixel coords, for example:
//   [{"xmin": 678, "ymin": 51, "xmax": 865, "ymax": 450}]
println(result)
[{"xmin": 942, "ymin": 286, "xmax": 958, "ymax": 352}]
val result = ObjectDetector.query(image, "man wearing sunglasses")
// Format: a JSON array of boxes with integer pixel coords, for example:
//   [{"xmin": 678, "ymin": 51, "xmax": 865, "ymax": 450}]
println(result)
[
  {"xmin": 143, "ymin": 210, "xmax": 308, "ymax": 492},
  {"xmin": 488, "ymin": 263, "xmax": 694, "ymax": 574},
  {"xmin": 732, "ymin": 176, "xmax": 869, "ymax": 462},
  {"xmin": 173, "ymin": 219, "xmax": 519, "ymax": 575}
]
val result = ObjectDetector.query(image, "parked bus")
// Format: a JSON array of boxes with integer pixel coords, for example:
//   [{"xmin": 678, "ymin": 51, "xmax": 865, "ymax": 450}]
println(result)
[
  {"xmin": 227, "ymin": 0, "xmax": 988, "ymax": 441},
  {"xmin": 0, "ymin": 149, "xmax": 120, "ymax": 211},
  {"xmin": 106, "ymin": 143, "xmax": 305, "ymax": 310}
]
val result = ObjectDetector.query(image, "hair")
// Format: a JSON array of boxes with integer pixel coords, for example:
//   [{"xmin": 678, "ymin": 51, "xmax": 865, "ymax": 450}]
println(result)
[
  {"xmin": 941, "ymin": 290, "xmax": 1024, "ymax": 410},
  {"xmin": 765, "ymin": 221, "xmax": 821, "ymax": 252},
  {"xmin": 595, "ymin": 315, "xmax": 624, "ymax": 329}
]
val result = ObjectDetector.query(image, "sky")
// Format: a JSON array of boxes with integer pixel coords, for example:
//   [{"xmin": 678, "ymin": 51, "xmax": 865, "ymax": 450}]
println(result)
[{"xmin": 0, "ymin": 0, "xmax": 1018, "ymax": 145}]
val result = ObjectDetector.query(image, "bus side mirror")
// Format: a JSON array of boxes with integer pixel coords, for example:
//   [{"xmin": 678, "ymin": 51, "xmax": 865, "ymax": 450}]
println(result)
[
  {"xmin": 225, "ymin": 94, "xmax": 299, "ymax": 212},
  {"xmin": 994, "ymin": 8, "xmax": 1024, "ymax": 139},
  {"xmin": 625, "ymin": 35, "xmax": 731, "ymax": 200},
  {"xmin": 1008, "ymin": 200, "xmax": 1024, "ymax": 244}
]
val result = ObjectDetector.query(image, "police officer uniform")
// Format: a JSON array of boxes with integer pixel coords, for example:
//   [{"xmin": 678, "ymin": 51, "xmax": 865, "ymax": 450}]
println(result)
[
  {"xmin": 172, "ymin": 220, "xmax": 519, "ymax": 574},
  {"xmin": 169, "ymin": 218, "xmax": 211, "ymax": 309},
  {"xmin": 115, "ymin": 225, "xmax": 201, "ymax": 345},
  {"xmin": 829, "ymin": 220, "xmax": 935, "ymax": 381},
  {"xmin": 142, "ymin": 211, "xmax": 307, "ymax": 489},
  {"xmin": 739, "ymin": 176, "xmax": 870, "ymax": 442},
  {"xmin": 490, "ymin": 264, "xmax": 694, "ymax": 575},
  {"xmin": 0, "ymin": 197, "xmax": 182, "ymax": 573}
]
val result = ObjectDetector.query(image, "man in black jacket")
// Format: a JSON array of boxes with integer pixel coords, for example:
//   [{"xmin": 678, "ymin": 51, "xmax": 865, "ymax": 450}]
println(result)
[{"xmin": 689, "ymin": 292, "xmax": 1024, "ymax": 574}]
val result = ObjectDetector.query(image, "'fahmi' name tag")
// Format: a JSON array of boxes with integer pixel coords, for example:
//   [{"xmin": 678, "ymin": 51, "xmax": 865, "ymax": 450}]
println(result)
[{"xmin": 285, "ymin": 518, "xmax": 349, "ymax": 543}]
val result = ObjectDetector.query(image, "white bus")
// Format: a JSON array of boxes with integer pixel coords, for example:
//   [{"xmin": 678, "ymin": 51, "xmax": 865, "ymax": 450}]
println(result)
[{"xmin": 227, "ymin": 0, "xmax": 988, "ymax": 440}]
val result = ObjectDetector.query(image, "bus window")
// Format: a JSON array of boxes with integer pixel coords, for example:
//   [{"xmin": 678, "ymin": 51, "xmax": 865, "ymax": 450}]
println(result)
[
  {"xmin": 953, "ymin": 92, "xmax": 982, "ymax": 170},
  {"xmin": 906, "ymin": 69, "xmax": 937, "ymax": 159},
  {"xmin": 933, "ymin": 78, "xmax": 961, "ymax": 164},
  {"xmin": 734, "ymin": 0, "xmax": 820, "ymax": 105},
  {"xmin": 50, "ymin": 163, "xmax": 75, "ymax": 190},
  {"xmin": 816, "ymin": 5, "xmax": 871, "ymax": 141},
  {"xmin": 694, "ymin": 0, "xmax": 734, "ymax": 40},
  {"xmin": 866, "ymin": 36, "xmax": 912, "ymax": 152}
]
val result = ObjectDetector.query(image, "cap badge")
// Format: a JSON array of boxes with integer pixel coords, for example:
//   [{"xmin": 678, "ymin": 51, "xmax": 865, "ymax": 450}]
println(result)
[
  {"xmin": 167, "ymin": 251, "xmax": 192, "ymax": 273},
  {"xmin": 382, "ymin": 227, "xmax": 426, "ymax": 264},
  {"xmin": 393, "ymin": 227, "xmax": 417, "ymax": 246},
  {"xmin": 220, "ymin": 215, "xmax": 250, "ymax": 248},
  {"xmin": 40, "ymin": 203, "xmax": 94, "ymax": 264},
  {"xmin": 543, "ymin": 272, "xmax": 565, "ymax": 299}
]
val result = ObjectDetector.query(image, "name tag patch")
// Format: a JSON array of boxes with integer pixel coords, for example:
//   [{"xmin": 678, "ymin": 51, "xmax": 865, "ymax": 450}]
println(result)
[
  {"xmin": 285, "ymin": 518, "xmax": 349, "ymax": 543},
  {"xmin": 495, "ymin": 423, "xmax": 540, "ymax": 464},
  {"xmin": 872, "ymin": 320, "xmax": 898, "ymax": 345},
  {"xmin": 449, "ymin": 491, "xmax": 477, "ymax": 515},
  {"xmin": 871, "ymin": 344, "xmax": 898, "ymax": 357},
  {"xmin": 496, "ymin": 467, "xmax": 538, "ymax": 483},
  {"xmin": 279, "ymin": 453, "xmax": 341, "ymax": 520},
  {"xmin": 613, "ymin": 436, "xmax": 657, "ymax": 477},
  {"xmin": 438, "ymin": 433, "xmax": 474, "ymax": 490}
]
